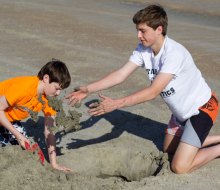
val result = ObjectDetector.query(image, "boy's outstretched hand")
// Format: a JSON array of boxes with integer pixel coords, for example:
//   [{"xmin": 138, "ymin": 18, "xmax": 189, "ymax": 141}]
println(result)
[
  {"xmin": 88, "ymin": 93, "xmax": 120, "ymax": 116},
  {"xmin": 65, "ymin": 86, "xmax": 89, "ymax": 107}
]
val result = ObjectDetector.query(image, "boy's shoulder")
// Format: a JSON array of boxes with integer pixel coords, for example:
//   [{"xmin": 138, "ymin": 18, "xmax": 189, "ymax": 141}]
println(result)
[
  {"xmin": 4, "ymin": 76, "xmax": 38, "ymax": 84},
  {"xmin": 0, "ymin": 76, "xmax": 39, "ymax": 92},
  {"xmin": 0, "ymin": 76, "xmax": 39, "ymax": 106},
  {"xmin": 163, "ymin": 36, "xmax": 189, "ymax": 57},
  {"xmin": 11, "ymin": 75, "xmax": 37, "ymax": 80}
]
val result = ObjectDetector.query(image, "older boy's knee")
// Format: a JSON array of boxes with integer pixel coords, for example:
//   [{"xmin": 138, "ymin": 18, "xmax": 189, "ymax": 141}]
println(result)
[{"xmin": 171, "ymin": 161, "xmax": 190, "ymax": 174}]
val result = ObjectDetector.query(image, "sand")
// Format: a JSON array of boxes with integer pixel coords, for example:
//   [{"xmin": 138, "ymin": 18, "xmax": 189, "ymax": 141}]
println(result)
[{"xmin": 0, "ymin": 0, "xmax": 220, "ymax": 189}]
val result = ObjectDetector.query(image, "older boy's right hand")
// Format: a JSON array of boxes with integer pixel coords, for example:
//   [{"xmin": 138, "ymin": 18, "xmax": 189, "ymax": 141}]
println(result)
[{"xmin": 65, "ymin": 86, "xmax": 89, "ymax": 107}]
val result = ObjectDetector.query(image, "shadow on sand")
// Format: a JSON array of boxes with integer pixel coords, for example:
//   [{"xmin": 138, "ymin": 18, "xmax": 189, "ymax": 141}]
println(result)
[{"xmin": 66, "ymin": 100, "xmax": 167, "ymax": 151}]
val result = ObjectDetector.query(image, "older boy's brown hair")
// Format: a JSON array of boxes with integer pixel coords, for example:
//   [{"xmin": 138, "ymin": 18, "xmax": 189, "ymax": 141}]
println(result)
[
  {"xmin": 133, "ymin": 4, "xmax": 168, "ymax": 36},
  {"xmin": 38, "ymin": 59, "xmax": 71, "ymax": 89}
]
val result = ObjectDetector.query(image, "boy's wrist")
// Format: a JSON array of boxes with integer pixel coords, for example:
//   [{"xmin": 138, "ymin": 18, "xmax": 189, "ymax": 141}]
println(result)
[
  {"xmin": 116, "ymin": 98, "xmax": 126, "ymax": 109},
  {"xmin": 86, "ymin": 85, "xmax": 92, "ymax": 94},
  {"xmin": 51, "ymin": 161, "xmax": 58, "ymax": 168},
  {"xmin": 49, "ymin": 153, "xmax": 57, "ymax": 166}
]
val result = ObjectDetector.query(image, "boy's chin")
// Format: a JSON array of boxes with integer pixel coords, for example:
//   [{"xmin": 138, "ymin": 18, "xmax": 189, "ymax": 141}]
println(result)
[
  {"xmin": 142, "ymin": 43, "xmax": 150, "ymax": 47},
  {"xmin": 47, "ymin": 94, "xmax": 55, "ymax": 97}
]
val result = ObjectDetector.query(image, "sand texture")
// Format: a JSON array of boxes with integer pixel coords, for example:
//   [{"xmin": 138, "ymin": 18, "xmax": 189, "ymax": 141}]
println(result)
[{"xmin": 0, "ymin": 0, "xmax": 220, "ymax": 189}]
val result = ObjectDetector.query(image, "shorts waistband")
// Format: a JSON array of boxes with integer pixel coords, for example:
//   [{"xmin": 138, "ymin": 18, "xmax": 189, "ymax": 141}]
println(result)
[{"xmin": 199, "ymin": 92, "xmax": 219, "ymax": 122}]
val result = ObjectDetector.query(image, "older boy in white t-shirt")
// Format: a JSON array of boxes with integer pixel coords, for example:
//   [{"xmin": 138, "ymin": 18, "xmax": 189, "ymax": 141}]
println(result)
[{"xmin": 66, "ymin": 5, "xmax": 219, "ymax": 174}]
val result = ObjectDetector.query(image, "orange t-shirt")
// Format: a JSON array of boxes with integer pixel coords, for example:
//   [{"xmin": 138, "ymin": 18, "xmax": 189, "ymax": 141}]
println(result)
[{"xmin": 0, "ymin": 76, "xmax": 56, "ymax": 122}]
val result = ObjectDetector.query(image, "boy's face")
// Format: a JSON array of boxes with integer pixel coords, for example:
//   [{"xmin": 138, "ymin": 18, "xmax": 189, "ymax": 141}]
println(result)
[
  {"xmin": 43, "ymin": 75, "xmax": 62, "ymax": 97},
  {"xmin": 45, "ymin": 82, "xmax": 62, "ymax": 97},
  {"xmin": 136, "ymin": 23, "xmax": 162, "ymax": 47}
]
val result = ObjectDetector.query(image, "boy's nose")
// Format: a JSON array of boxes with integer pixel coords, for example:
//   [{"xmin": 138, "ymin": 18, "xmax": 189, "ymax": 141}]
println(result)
[
  {"xmin": 137, "ymin": 31, "xmax": 142, "ymax": 38},
  {"xmin": 55, "ymin": 90, "xmax": 61, "ymax": 96}
]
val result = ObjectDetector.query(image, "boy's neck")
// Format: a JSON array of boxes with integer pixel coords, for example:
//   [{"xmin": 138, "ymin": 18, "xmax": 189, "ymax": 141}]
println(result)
[
  {"xmin": 152, "ymin": 35, "xmax": 165, "ymax": 56},
  {"xmin": 37, "ymin": 80, "xmax": 44, "ymax": 96}
]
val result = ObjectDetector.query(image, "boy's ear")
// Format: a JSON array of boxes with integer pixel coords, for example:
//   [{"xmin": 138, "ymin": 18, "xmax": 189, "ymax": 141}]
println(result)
[
  {"xmin": 156, "ymin": 26, "xmax": 163, "ymax": 34},
  {"xmin": 43, "ymin": 74, "xmax": 50, "ymax": 83}
]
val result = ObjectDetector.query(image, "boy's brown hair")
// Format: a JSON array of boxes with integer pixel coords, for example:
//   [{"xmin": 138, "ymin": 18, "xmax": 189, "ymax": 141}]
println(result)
[
  {"xmin": 38, "ymin": 59, "xmax": 71, "ymax": 89},
  {"xmin": 133, "ymin": 4, "xmax": 168, "ymax": 36}
]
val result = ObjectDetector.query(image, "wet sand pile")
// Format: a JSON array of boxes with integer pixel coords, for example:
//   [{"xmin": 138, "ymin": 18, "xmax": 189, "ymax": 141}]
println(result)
[
  {"xmin": 47, "ymin": 96, "xmax": 82, "ymax": 134},
  {"xmin": 23, "ymin": 95, "xmax": 82, "ymax": 134}
]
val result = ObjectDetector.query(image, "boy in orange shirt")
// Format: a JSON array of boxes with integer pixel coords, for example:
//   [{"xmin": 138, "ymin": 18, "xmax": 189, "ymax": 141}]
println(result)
[{"xmin": 0, "ymin": 59, "xmax": 72, "ymax": 172}]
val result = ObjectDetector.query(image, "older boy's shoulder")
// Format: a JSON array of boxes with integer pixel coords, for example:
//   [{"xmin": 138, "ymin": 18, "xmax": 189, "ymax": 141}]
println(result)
[{"xmin": 164, "ymin": 37, "xmax": 189, "ymax": 56}]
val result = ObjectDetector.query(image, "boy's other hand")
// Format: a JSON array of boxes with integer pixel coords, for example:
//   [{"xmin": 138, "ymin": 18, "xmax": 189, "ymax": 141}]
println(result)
[
  {"xmin": 65, "ymin": 86, "xmax": 89, "ymax": 107},
  {"xmin": 52, "ymin": 163, "xmax": 72, "ymax": 172},
  {"xmin": 16, "ymin": 133, "xmax": 32, "ymax": 151}
]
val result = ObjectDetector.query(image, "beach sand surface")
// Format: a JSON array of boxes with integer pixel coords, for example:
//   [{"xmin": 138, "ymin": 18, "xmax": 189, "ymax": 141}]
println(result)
[{"xmin": 0, "ymin": 0, "xmax": 220, "ymax": 189}]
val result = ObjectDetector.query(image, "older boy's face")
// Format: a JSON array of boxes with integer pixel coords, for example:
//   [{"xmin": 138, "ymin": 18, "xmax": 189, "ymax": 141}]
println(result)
[{"xmin": 136, "ymin": 23, "xmax": 161, "ymax": 47}]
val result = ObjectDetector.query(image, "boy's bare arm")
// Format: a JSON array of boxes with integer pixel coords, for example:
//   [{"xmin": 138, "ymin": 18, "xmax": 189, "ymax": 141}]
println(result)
[
  {"xmin": 0, "ymin": 96, "xmax": 31, "ymax": 148},
  {"xmin": 44, "ymin": 116, "xmax": 72, "ymax": 172},
  {"xmin": 118, "ymin": 72, "xmax": 174, "ymax": 107},
  {"xmin": 86, "ymin": 61, "xmax": 139, "ymax": 93},
  {"xmin": 66, "ymin": 61, "xmax": 138, "ymax": 106}
]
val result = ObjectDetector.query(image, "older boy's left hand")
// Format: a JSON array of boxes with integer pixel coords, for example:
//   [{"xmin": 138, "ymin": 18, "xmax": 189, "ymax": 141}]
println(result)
[{"xmin": 88, "ymin": 93, "xmax": 118, "ymax": 116}]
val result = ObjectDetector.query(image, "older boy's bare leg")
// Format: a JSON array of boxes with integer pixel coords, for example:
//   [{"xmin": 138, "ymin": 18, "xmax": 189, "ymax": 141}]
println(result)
[
  {"xmin": 163, "ymin": 133, "xmax": 180, "ymax": 154},
  {"xmin": 171, "ymin": 141, "xmax": 220, "ymax": 174},
  {"xmin": 189, "ymin": 143, "xmax": 220, "ymax": 172},
  {"xmin": 202, "ymin": 135, "xmax": 220, "ymax": 147}
]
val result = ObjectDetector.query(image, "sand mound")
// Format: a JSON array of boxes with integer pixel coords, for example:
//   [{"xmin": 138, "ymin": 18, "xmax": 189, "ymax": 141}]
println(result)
[
  {"xmin": 59, "ymin": 132, "xmax": 171, "ymax": 181},
  {"xmin": 0, "ymin": 133, "xmax": 171, "ymax": 190}
]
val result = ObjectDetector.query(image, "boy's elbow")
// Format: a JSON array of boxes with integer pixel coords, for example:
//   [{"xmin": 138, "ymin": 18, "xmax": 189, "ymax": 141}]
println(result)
[
  {"xmin": 149, "ymin": 90, "xmax": 159, "ymax": 100},
  {"xmin": 151, "ymin": 93, "xmax": 158, "ymax": 100},
  {"xmin": 148, "ymin": 82, "xmax": 164, "ymax": 100}
]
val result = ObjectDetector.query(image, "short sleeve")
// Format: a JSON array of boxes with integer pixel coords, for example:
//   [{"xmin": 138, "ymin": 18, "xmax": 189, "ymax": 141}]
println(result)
[
  {"xmin": 5, "ymin": 81, "xmax": 32, "ymax": 106},
  {"xmin": 129, "ymin": 44, "xmax": 145, "ymax": 67}
]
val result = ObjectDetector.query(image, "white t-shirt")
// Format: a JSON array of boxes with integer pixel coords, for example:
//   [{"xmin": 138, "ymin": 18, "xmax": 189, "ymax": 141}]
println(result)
[{"xmin": 129, "ymin": 36, "xmax": 211, "ymax": 121}]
